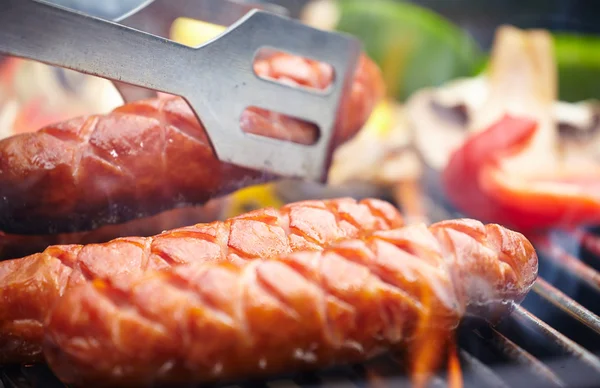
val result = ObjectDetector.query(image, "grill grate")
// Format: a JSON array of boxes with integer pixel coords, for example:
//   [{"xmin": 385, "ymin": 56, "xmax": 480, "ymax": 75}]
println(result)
[{"xmin": 531, "ymin": 280, "xmax": 600, "ymax": 336}]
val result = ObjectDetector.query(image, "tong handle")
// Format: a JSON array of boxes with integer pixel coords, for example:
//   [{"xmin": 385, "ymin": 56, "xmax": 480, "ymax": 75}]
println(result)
[{"xmin": 0, "ymin": 0, "xmax": 186, "ymax": 93}]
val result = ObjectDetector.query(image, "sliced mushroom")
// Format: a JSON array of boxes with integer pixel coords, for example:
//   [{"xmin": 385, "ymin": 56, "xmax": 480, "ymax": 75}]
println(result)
[
  {"xmin": 408, "ymin": 75, "xmax": 486, "ymax": 170},
  {"xmin": 555, "ymin": 100, "xmax": 600, "ymax": 163}
]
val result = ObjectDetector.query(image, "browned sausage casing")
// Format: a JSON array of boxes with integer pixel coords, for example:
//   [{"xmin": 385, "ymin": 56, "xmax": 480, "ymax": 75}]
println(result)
[
  {"xmin": 44, "ymin": 219, "xmax": 538, "ymax": 387},
  {"xmin": 0, "ymin": 198, "xmax": 403, "ymax": 364},
  {"xmin": 0, "ymin": 53, "xmax": 384, "ymax": 234}
]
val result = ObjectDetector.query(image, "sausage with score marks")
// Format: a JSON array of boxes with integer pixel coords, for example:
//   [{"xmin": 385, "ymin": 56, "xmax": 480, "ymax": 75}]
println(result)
[
  {"xmin": 0, "ymin": 198, "xmax": 402, "ymax": 364},
  {"xmin": 43, "ymin": 218, "xmax": 538, "ymax": 387},
  {"xmin": 0, "ymin": 53, "xmax": 384, "ymax": 235}
]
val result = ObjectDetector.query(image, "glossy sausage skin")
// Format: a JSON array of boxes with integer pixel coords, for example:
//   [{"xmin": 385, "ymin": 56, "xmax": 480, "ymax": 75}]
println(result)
[
  {"xmin": 44, "ymin": 219, "xmax": 537, "ymax": 387},
  {"xmin": 0, "ymin": 54, "xmax": 384, "ymax": 234},
  {"xmin": 0, "ymin": 198, "xmax": 403, "ymax": 364}
]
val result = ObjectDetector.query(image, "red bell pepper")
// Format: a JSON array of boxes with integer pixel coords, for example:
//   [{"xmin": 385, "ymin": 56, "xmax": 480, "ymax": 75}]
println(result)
[{"xmin": 442, "ymin": 115, "xmax": 600, "ymax": 233}]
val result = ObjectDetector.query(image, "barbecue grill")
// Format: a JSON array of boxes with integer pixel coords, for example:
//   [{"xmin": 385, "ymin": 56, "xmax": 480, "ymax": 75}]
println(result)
[
  {"xmin": 2, "ymin": 178, "xmax": 600, "ymax": 388},
  {"xmin": 2, "ymin": 0, "xmax": 600, "ymax": 387}
]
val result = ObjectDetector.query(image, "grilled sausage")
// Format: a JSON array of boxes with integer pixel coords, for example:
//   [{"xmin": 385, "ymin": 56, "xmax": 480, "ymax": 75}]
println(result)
[
  {"xmin": 43, "ymin": 219, "xmax": 537, "ymax": 387},
  {"xmin": 0, "ymin": 53, "xmax": 384, "ymax": 235},
  {"xmin": 0, "ymin": 198, "xmax": 403, "ymax": 364}
]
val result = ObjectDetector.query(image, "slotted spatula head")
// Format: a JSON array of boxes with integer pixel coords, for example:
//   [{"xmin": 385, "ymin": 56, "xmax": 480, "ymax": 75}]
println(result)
[{"xmin": 181, "ymin": 10, "xmax": 361, "ymax": 182}]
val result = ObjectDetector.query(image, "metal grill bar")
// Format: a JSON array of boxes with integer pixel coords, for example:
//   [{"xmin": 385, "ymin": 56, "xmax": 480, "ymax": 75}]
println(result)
[
  {"xmin": 457, "ymin": 355, "xmax": 600, "ymax": 388},
  {"xmin": 509, "ymin": 306, "xmax": 600, "ymax": 373},
  {"xmin": 485, "ymin": 327, "xmax": 564, "ymax": 386},
  {"xmin": 532, "ymin": 279, "xmax": 600, "ymax": 335},
  {"xmin": 458, "ymin": 350, "xmax": 510, "ymax": 388},
  {"xmin": 536, "ymin": 239, "xmax": 600, "ymax": 293},
  {"xmin": 574, "ymin": 230, "xmax": 600, "ymax": 257}
]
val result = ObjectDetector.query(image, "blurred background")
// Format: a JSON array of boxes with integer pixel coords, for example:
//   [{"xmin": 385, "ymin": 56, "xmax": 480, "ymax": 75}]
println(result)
[
  {"xmin": 3, "ymin": 2, "xmax": 600, "ymax": 387},
  {"xmin": 42, "ymin": 0, "xmax": 600, "ymax": 102},
  {"xmin": 45, "ymin": 0, "xmax": 600, "ymax": 46},
  {"xmin": 16, "ymin": 0, "xmax": 600, "ymax": 103}
]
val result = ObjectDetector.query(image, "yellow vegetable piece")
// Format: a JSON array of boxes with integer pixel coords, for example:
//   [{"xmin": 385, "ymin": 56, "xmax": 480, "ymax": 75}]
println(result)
[
  {"xmin": 224, "ymin": 184, "xmax": 285, "ymax": 218},
  {"xmin": 170, "ymin": 18, "xmax": 226, "ymax": 46},
  {"xmin": 363, "ymin": 99, "xmax": 396, "ymax": 138}
]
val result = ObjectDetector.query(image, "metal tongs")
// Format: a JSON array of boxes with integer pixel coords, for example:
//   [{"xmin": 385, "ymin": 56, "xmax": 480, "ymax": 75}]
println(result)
[{"xmin": 0, "ymin": 0, "xmax": 362, "ymax": 182}]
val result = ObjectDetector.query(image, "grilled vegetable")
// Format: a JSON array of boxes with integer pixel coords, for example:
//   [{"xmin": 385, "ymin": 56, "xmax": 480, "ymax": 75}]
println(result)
[
  {"xmin": 44, "ymin": 218, "xmax": 537, "ymax": 387},
  {"xmin": 0, "ymin": 198, "xmax": 402, "ymax": 364},
  {"xmin": 409, "ymin": 26, "xmax": 600, "ymax": 232},
  {"xmin": 443, "ymin": 114, "xmax": 600, "ymax": 232}
]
